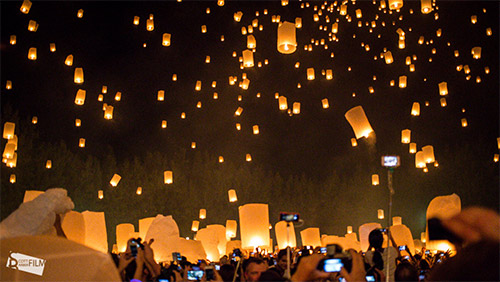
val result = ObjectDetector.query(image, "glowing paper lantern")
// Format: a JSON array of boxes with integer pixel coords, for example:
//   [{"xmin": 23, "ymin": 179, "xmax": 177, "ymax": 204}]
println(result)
[
  {"xmin": 421, "ymin": 0, "xmax": 432, "ymax": 13},
  {"xmin": 7, "ymin": 135, "xmax": 18, "ymax": 150},
  {"xmin": 161, "ymin": 120, "xmax": 167, "ymax": 128},
  {"xmin": 401, "ymin": 129, "xmax": 411, "ymax": 144},
  {"xmin": 226, "ymin": 220, "xmax": 237, "ymax": 239},
  {"xmin": 411, "ymin": 102, "xmax": 420, "ymax": 116},
  {"xmin": 79, "ymin": 138, "xmax": 85, "ymax": 148},
  {"xmin": 32, "ymin": 116, "xmax": 38, "ymax": 124},
  {"xmin": 279, "ymin": 96, "xmax": 288, "ymax": 110},
  {"xmin": 275, "ymin": 221, "xmax": 297, "ymax": 249},
  {"xmin": 228, "ymin": 189, "xmax": 238, "ymax": 202},
  {"xmin": 82, "ymin": 211, "xmax": 108, "ymax": 253},
  {"xmin": 104, "ymin": 106, "xmax": 113, "ymax": 120},
  {"xmin": 10, "ymin": 35, "xmax": 16, "ymax": 45},
  {"xmin": 378, "ymin": 209, "xmax": 384, "ymax": 219},
  {"xmin": 98, "ymin": 190, "xmax": 103, "ymax": 199},
  {"xmin": 359, "ymin": 223, "xmax": 382, "ymax": 251},
  {"xmin": 217, "ymin": 0, "xmax": 224, "ymax": 6},
  {"xmin": 195, "ymin": 227, "xmax": 220, "ymax": 261},
  {"xmin": 295, "ymin": 17, "xmax": 302, "ymax": 28},
  {"xmin": 345, "ymin": 106, "xmax": 374, "ymax": 139},
  {"xmin": 28, "ymin": 47, "xmax": 37, "ymax": 60},
  {"xmin": 10, "ymin": 174, "xmax": 16, "ymax": 183},
  {"xmin": 246, "ymin": 154, "xmax": 252, "ymax": 162},
  {"xmin": 146, "ymin": 19, "xmax": 154, "ymax": 31},
  {"xmin": 425, "ymin": 194, "xmax": 461, "ymax": 251},
  {"xmin": 471, "ymin": 47, "xmax": 481, "ymax": 59},
  {"xmin": 390, "ymin": 224, "xmax": 415, "ymax": 254},
  {"xmin": 239, "ymin": 203, "xmax": 270, "ymax": 249},
  {"xmin": 409, "ymin": 143, "xmax": 417, "ymax": 154},
  {"xmin": 415, "ymin": 151, "xmax": 426, "ymax": 168},
  {"xmin": 388, "ymin": 0, "xmax": 403, "ymax": 10},
  {"xmin": 158, "ymin": 90, "xmax": 165, "ymax": 101},
  {"xmin": 277, "ymin": 21, "xmax": 297, "ymax": 54},
  {"xmin": 20, "ymin": 0, "xmax": 32, "ymax": 14},
  {"xmin": 164, "ymin": 170, "xmax": 173, "ymax": 184},
  {"xmin": 307, "ymin": 68, "xmax": 315, "ymax": 80},
  {"xmin": 199, "ymin": 209, "xmax": 206, "ymax": 219},
  {"xmin": 399, "ymin": 76, "xmax": 407, "ymax": 88},
  {"xmin": 50, "ymin": 43, "xmax": 56, "ymax": 52},
  {"xmin": 74, "ymin": 68, "xmax": 84, "ymax": 84},
  {"xmin": 322, "ymin": 98, "xmax": 330, "ymax": 109},
  {"xmin": 347, "ymin": 226, "xmax": 353, "ymax": 234},
  {"xmin": 46, "ymin": 160, "xmax": 52, "ymax": 169},
  {"xmin": 422, "ymin": 145, "xmax": 435, "ymax": 163},
  {"xmin": 300, "ymin": 228, "xmax": 321, "ymax": 247},
  {"xmin": 384, "ymin": 51, "xmax": 393, "ymax": 64},
  {"xmin": 191, "ymin": 220, "xmax": 200, "ymax": 232},
  {"xmin": 351, "ymin": 138, "xmax": 358, "ymax": 147},
  {"xmin": 110, "ymin": 174, "xmax": 121, "ymax": 187},
  {"xmin": 392, "ymin": 216, "xmax": 402, "ymax": 225},
  {"xmin": 3, "ymin": 144, "xmax": 15, "ymax": 159},
  {"xmin": 28, "ymin": 20, "xmax": 38, "ymax": 31},
  {"xmin": 438, "ymin": 82, "xmax": 448, "ymax": 96},
  {"xmin": 461, "ymin": 118, "xmax": 468, "ymax": 127},
  {"xmin": 219, "ymin": 156, "xmax": 224, "ymax": 163},
  {"xmin": 242, "ymin": 50, "xmax": 254, "ymax": 68},
  {"xmin": 116, "ymin": 223, "xmax": 135, "ymax": 253},
  {"xmin": 3, "ymin": 122, "xmax": 15, "ymax": 139},
  {"xmin": 139, "ymin": 217, "xmax": 155, "ymax": 240},
  {"xmin": 235, "ymin": 107, "xmax": 243, "ymax": 116},
  {"xmin": 74, "ymin": 89, "xmax": 86, "ymax": 105},
  {"xmin": 65, "ymin": 55, "xmax": 73, "ymax": 66},
  {"xmin": 471, "ymin": 15, "xmax": 477, "ymax": 24},
  {"xmin": 234, "ymin": 11, "xmax": 243, "ymax": 22},
  {"xmin": 252, "ymin": 125, "xmax": 260, "ymax": 135},
  {"xmin": 133, "ymin": 16, "xmax": 140, "ymax": 25},
  {"xmin": 162, "ymin": 33, "xmax": 171, "ymax": 46},
  {"xmin": 372, "ymin": 174, "xmax": 379, "ymax": 185},
  {"xmin": 293, "ymin": 102, "xmax": 301, "ymax": 114},
  {"xmin": 247, "ymin": 35, "xmax": 256, "ymax": 49}
]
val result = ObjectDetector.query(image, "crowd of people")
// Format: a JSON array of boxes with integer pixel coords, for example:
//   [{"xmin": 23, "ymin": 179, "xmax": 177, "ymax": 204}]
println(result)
[{"xmin": 111, "ymin": 207, "xmax": 500, "ymax": 282}]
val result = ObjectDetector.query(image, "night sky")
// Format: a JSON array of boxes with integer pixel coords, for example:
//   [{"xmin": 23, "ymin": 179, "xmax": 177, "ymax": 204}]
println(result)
[{"xmin": 1, "ymin": 0, "xmax": 499, "ymax": 243}]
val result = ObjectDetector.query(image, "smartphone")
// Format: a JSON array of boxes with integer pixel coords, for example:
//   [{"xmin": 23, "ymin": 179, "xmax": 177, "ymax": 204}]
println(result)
[
  {"xmin": 130, "ymin": 241, "xmax": 138, "ymax": 257},
  {"xmin": 215, "ymin": 265, "xmax": 220, "ymax": 271},
  {"xmin": 187, "ymin": 270, "xmax": 204, "ymax": 281},
  {"xmin": 322, "ymin": 258, "xmax": 343, "ymax": 272},
  {"xmin": 205, "ymin": 266, "xmax": 215, "ymax": 281},
  {"xmin": 320, "ymin": 247, "xmax": 327, "ymax": 254},
  {"xmin": 366, "ymin": 276, "xmax": 376, "ymax": 282},
  {"xmin": 279, "ymin": 212, "xmax": 299, "ymax": 222},
  {"xmin": 419, "ymin": 274, "xmax": 425, "ymax": 281},
  {"xmin": 398, "ymin": 246, "xmax": 406, "ymax": 251},
  {"xmin": 425, "ymin": 250, "xmax": 430, "ymax": 255},
  {"xmin": 159, "ymin": 280, "xmax": 169, "ymax": 282},
  {"xmin": 172, "ymin": 252, "xmax": 181, "ymax": 261}
]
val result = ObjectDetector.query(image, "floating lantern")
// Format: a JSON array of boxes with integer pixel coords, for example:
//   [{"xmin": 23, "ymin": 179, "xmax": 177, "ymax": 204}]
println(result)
[
  {"xmin": 486, "ymin": 28, "xmax": 492, "ymax": 36},
  {"xmin": 162, "ymin": 33, "xmax": 171, "ymax": 46},
  {"xmin": 293, "ymin": 102, "xmax": 301, "ymax": 114},
  {"xmin": 190, "ymin": 142, "xmax": 196, "ymax": 149},
  {"xmin": 161, "ymin": 120, "xmax": 167, "ymax": 128},
  {"xmin": 235, "ymin": 107, "xmax": 243, "ymax": 116},
  {"xmin": 10, "ymin": 174, "xmax": 16, "ymax": 184},
  {"xmin": 79, "ymin": 138, "xmax": 85, "ymax": 148},
  {"xmin": 234, "ymin": 11, "xmax": 243, "ymax": 22},
  {"xmin": 195, "ymin": 80, "xmax": 202, "ymax": 91},
  {"xmin": 65, "ymin": 55, "xmax": 74, "ymax": 66},
  {"xmin": 158, "ymin": 90, "xmax": 165, "ymax": 101},
  {"xmin": 164, "ymin": 170, "xmax": 173, "ymax": 184},
  {"xmin": 436, "ymin": 28, "xmax": 442, "ymax": 37},
  {"xmin": 253, "ymin": 125, "xmax": 260, "ymax": 135},
  {"xmin": 226, "ymin": 220, "xmax": 238, "ymax": 239},
  {"xmin": 399, "ymin": 76, "xmax": 407, "ymax": 88},
  {"xmin": 278, "ymin": 96, "xmax": 288, "ymax": 110},
  {"xmin": 497, "ymin": 137, "xmax": 500, "ymax": 149},
  {"xmin": 356, "ymin": 9, "xmax": 362, "ymax": 18},
  {"xmin": 191, "ymin": 221, "xmax": 200, "ymax": 232},
  {"xmin": 217, "ymin": 0, "xmax": 224, "ymax": 6},
  {"xmin": 351, "ymin": 138, "xmax": 358, "ymax": 147},
  {"xmin": 331, "ymin": 23, "xmax": 338, "ymax": 33},
  {"xmin": 422, "ymin": 145, "xmax": 435, "ymax": 163},
  {"xmin": 378, "ymin": 209, "xmax": 384, "ymax": 219},
  {"xmin": 401, "ymin": 129, "xmax": 411, "ymax": 144},
  {"xmin": 239, "ymin": 203, "xmax": 270, "ymax": 249},
  {"xmin": 494, "ymin": 154, "xmax": 499, "ymax": 163},
  {"xmin": 6, "ymin": 153, "xmax": 17, "ymax": 167},
  {"xmin": 146, "ymin": 19, "xmax": 154, "ymax": 31},
  {"xmin": 470, "ymin": 15, "xmax": 477, "ymax": 24},
  {"xmin": 242, "ymin": 50, "xmax": 254, "ymax": 68},
  {"xmin": 471, "ymin": 47, "xmax": 481, "ymax": 59},
  {"xmin": 199, "ymin": 209, "xmax": 206, "ymax": 219},
  {"xmin": 74, "ymin": 89, "xmax": 86, "ymax": 105},
  {"xmin": 109, "ymin": 174, "xmax": 122, "ymax": 187},
  {"xmin": 322, "ymin": 98, "xmax": 330, "ymax": 109},
  {"xmin": 45, "ymin": 160, "xmax": 52, "ymax": 169},
  {"xmin": 241, "ymin": 79, "xmax": 250, "ymax": 90},
  {"xmin": 409, "ymin": 64, "xmax": 415, "ymax": 72},
  {"xmin": 28, "ymin": 20, "xmax": 38, "ymax": 32},
  {"xmin": 295, "ymin": 17, "xmax": 302, "ymax": 28},
  {"xmin": 415, "ymin": 151, "xmax": 426, "ymax": 168},
  {"xmin": 219, "ymin": 156, "xmax": 224, "ymax": 163},
  {"xmin": 136, "ymin": 187, "xmax": 142, "ymax": 195},
  {"xmin": 307, "ymin": 68, "xmax": 315, "ymax": 80},
  {"xmin": 301, "ymin": 228, "xmax": 322, "ymax": 248},
  {"xmin": 133, "ymin": 16, "xmax": 140, "ymax": 25},
  {"xmin": 116, "ymin": 224, "xmax": 135, "ymax": 252},
  {"xmin": 277, "ymin": 21, "xmax": 297, "ymax": 54},
  {"xmin": 247, "ymin": 35, "xmax": 256, "ymax": 49},
  {"xmin": 20, "ymin": 0, "xmax": 32, "ymax": 14},
  {"xmin": 205, "ymin": 56, "xmax": 210, "ymax": 63},
  {"xmin": 104, "ymin": 106, "xmax": 113, "ymax": 120},
  {"xmin": 393, "ymin": 216, "xmax": 402, "ymax": 225},
  {"xmin": 388, "ymin": 0, "xmax": 403, "ymax": 10},
  {"xmin": 49, "ymin": 43, "xmax": 56, "ymax": 52},
  {"xmin": 372, "ymin": 174, "xmax": 379, "ymax": 185},
  {"xmin": 3, "ymin": 144, "xmax": 15, "ymax": 159},
  {"xmin": 3, "ymin": 122, "xmax": 15, "ymax": 140},
  {"xmin": 246, "ymin": 154, "xmax": 252, "ymax": 162},
  {"xmin": 228, "ymin": 189, "xmax": 238, "ymax": 202},
  {"xmin": 440, "ymin": 98, "xmax": 447, "ymax": 107},
  {"xmin": 384, "ymin": 51, "xmax": 393, "ymax": 64},
  {"xmin": 196, "ymin": 101, "xmax": 202, "ymax": 108},
  {"xmin": 418, "ymin": 36, "xmax": 424, "ymax": 44},
  {"xmin": 325, "ymin": 69, "xmax": 333, "ymax": 80},
  {"xmin": 7, "ymin": 135, "xmax": 18, "ymax": 150},
  {"xmin": 76, "ymin": 9, "xmax": 84, "ymax": 18},
  {"xmin": 409, "ymin": 143, "xmax": 417, "ymax": 154},
  {"xmin": 275, "ymin": 221, "xmax": 296, "ymax": 249},
  {"xmin": 97, "ymin": 95, "xmax": 104, "ymax": 102},
  {"xmin": 10, "ymin": 35, "xmax": 16, "ymax": 45},
  {"xmin": 398, "ymin": 39, "xmax": 405, "ymax": 49},
  {"xmin": 345, "ymin": 106, "xmax": 374, "ymax": 139},
  {"xmin": 421, "ymin": 0, "xmax": 432, "ymax": 13},
  {"xmin": 28, "ymin": 47, "xmax": 37, "ymax": 60},
  {"xmin": 347, "ymin": 226, "xmax": 353, "ymax": 234},
  {"xmin": 74, "ymin": 68, "xmax": 84, "ymax": 84},
  {"xmin": 461, "ymin": 118, "xmax": 468, "ymax": 127},
  {"xmin": 411, "ymin": 102, "xmax": 420, "ymax": 116},
  {"xmin": 75, "ymin": 119, "xmax": 81, "ymax": 127},
  {"xmin": 235, "ymin": 123, "xmax": 241, "ymax": 130},
  {"xmin": 32, "ymin": 116, "xmax": 37, "ymax": 124},
  {"xmin": 98, "ymin": 190, "xmax": 104, "ymax": 199},
  {"xmin": 6, "ymin": 80, "xmax": 12, "ymax": 90}
]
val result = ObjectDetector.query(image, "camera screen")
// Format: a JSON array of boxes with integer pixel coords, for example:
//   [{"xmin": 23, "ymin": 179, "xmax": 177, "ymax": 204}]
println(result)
[
  {"xmin": 382, "ymin": 156, "xmax": 400, "ymax": 167},
  {"xmin": 398, "ymin": 246, "xmax": 405, "ymax": 251},
  {"xmin": 187, "ymin": 270, "xmax": 204, "ymax": 281},
  {"xmin": 280, "ymin": 212, "xmax": 299, "ymax": 222},
  {"xmin": 323, "ymin": 259, "xmax": 343, "ymax": 272},
  {"xmin": 320, "ymin": 247, "xmax": 327, "ymax": 254},
  {"xmin": 366, "ymin": 276, "xmax": 376, "ymax": 282}
]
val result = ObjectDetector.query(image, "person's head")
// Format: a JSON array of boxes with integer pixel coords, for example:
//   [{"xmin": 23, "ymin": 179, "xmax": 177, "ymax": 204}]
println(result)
[
  {"xmin": 219, "ymin": 263, "xmax": 235, "ymax": 282},
  {"xmin": 258, "ymin": 269, "xmax": 286, "ymax": 282},
  {"xmin": 276, "ymin": 249, "xmax": 288, "ymax": 271},
  {"xmin": 368, "ymin": 229, "xmax": 384, "ymax": 250},
  {"xmin": 243, "ymin": 257, "xmax": 267, "ymax": 282},
  {"xmin": 395, "ymin": 262, "xmax": 418, "ymax": 281}
]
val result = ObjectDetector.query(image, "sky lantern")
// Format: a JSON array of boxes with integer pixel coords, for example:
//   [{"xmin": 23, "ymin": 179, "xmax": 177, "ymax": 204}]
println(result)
[
  {"xmin": 199, "ymin": 209, "xmax": 206, "ymax": 219},
  {"xmin": 239, "ymin": 203, "xmax": 270, "ymax": 249},
  {"xmin": 351, "ymin": 138, "xmax": 358, "ymax": 147},
  {"xmin": 241, "ymin": 79, "xmax": 250, "ymax": 90},
  {"xmin": 421, "ymin": 0, "xmax": 432, "ymax": 13},
  {"xmin": 247, "ymin": 35, "xmax": 256, "ymax": 49},
  {"xmin": 235, "ymin": 123, "xmax": 241, "ymax": 131},
  {"xmin": 228, "ymin": 189, "xmax": 238, "ymax": 202},
  {"xmin": 3, "ymin": 144, "xmax": 16, "ymax": 159},
  {"xmin": 226, "ymin": 220, "xmax": 237, "ymax": 239},
  {"xmin": 471, "ymin": 47, "xmax": 481, "ymax": 59},
  {"xmin": 219, "ymin": 156, "xmax": 224, "ymax": 163},
  {"xmin": 98, "ymin": 190, "xmax": 104, "ymax": 199},
  {"xmin": 10, "ymin": 35, "xmax": 16, "ymax": 45},
  {"xmin": 6, "ymin": 153, "xmax": 17, "ymax": 167},
  {"xmin": 242, "ymin": 50, "xmax": 254, "ymax": 68},
  {"xmin": 234, "ymin": 11, "xmax": 243, "ymax": 22},
  {"xmin": 461, "ymin": 118, "xmax": 468, "ymax": 127},
  {"xmin": 74, "ymin": 68, "xmax": 84, "ymax": 84},
  {"xmin": 217, "ymin": 0, "xmax": 224, "ymax": 6},
  {"xmin": 164, "ymin": 170, "xmax": 173, "ymax": 184},
  {"xmin": 422, "ymin": 145, "xmax": 435, "ymax": 163},
  {"xmin": 293, "ymin": 102, "xmax": 301, "ymax": 114},
  {"xmin": 392, "ymin": 216, "xmax": 402, "ymax": 226},
  {"xmin": 322, "ymin": 98, "xmax": 330, "ymax": 109},
  {"xmin": 110, "ymin": 174, "xmax": 121, "ymax": 187},
  {"xmin": 486, "ymin": 27, "xmax": 492, "ymax": 36},
  {"xmin": 356, "ymin": 9, "xmax": 362, "ymax": 18},
  {"xmin": 10, "ymin": 174, "xmax": 16, "ymax": 184},
  {"xmin": 28, "ymin": 47, "xmax": 37, "ymax": 60},
  {"xmin": 3, "ymin": 122, "xmax": 15, "ymax": 140},
  {"xmin": 195, "ymin": 80, "xmax": 202, "ymax": 91},
  {"xmin": 161, "ymin": 120, "xmax": 167, "ymax": 128},
  {"xmin": 146, "ymin": 18, "xmax": 154, "ymax": 31},
  {"xmin": 440, "ymin": 98, "xmax": 447, "ymax": 107},
  {"xmin": 20, "ymin": 0, "xmax": 32, "ymax": 14},
  {"xmin": 401, "ymin": 129, "xmax": 411, "ymax": 144},
  {"xmin": 300, "ymin": 228, "xmax": 321, "ymax": 247},
  {"xmin": 77, "ymin": 9, "xmax": 84, "ymax": 18},
  {"xmin": 326, "ymin": 69, "xmax": 333, "ymax": 80},
  {"xmin": 28, "ymin": 20, "xmax": 38, "ymax": 32},
  {"xmin": 384, "ymin": 51, "xmax": 393, "ymax": 64},
  {"xmin": 235, "ymin": 107, "xmax": 243, "ymax": 116},
  {"xmin": 50, "ymin": 43, "xmax": 56, "ymax": 52},
  {"xmin": 104, "ymin": 106, "xmax": 114, "ymax": 120},
  {"xmin": 388, "ymin": 0, "xmax": 403, "ymax": 10},
  {"xmin": 345, "ymin": 106, "xmax": 374, "ymax": 139},
  {"xmin": 158, "ymin": 90, "xmax": 165, "ymax": 101},
  {"xmin": 114, "ymin": 92, "xmax": 121, "ymax": 101},
  {"xmin": 65, "ymin": 55, "xmax": 73, "ymax": 66},
  {"xmin": 116, "ymin": 224, "xmax": 135, "ymax": 253},
  {"xmin": 75, "ymin": 119, "xmax": 81, "ymax": 127},
  {"xmin": 7, "ymin": 135, "xmax": 18, "ymax": 150},
  {"xmin": 347, "ymin": 226, "xmax": 353, "ymax": 234},
  {"xmin": 339, "ymin": 4, "xmax": 347, "ymax": 15},
  {"xmin": 415, "ymin": 151, "xmax": 426, "ymax": 168},
  {"xmin": 332, "ymin": 23, "xmax": 338, "ymax": 33},
  {"xmin": 277, "ymin": 21, "xmax": 297, "ymax": 54},
  {"xmin": 74, "ymin": 89, "xmax": 86, "ymax": 105},
  {"xmin": 372, "ymin": 174, "xmax": 379, "ymax": 185},
  {"xmin": 399, "ymin": 76, "xmax": 407, "ymax": 88},
  {"xmin": 162, "ymin": 33, "xmax": 171, "ymax": 46},
  {"xmin": 191, "ymin": 221, "xmax": 199, "ymax": 232},
  {"xmin": 133, "ymin": 16, "xmax": 139, "ymax": 25},
  {"xmin": 246, "ymin": 154, "xmax": 252, "ymax": 162},
  {"xmin": 378, "ymin": 209, "xmax": 384, "ymax": 219},
  {"xmin": 46, "ymin": 160, "xmax": 52, "ymax": 169},
  {"xmin": 79, "ymin": 138, "xmax": 85, "ymax": 148},
  {"xmin": 494, "ymin": 154, "xmax": 499, "ymax": 163},
  {"xmin": 295, "ymin": 17, "xmax": 302, "ymax": 28},
  {"xmin": 307, "ymin": 68, "xmax": 315, "ymax": 80},
  {"xmin": 32, "ymin": 116, "xmax": 37, "ymax": 124},
  {"xmin": 470, "ymin": 15, "xmax": 477, "ymax": 24},
  {"xmin": 253, "ymin": 125, "xmax": 260, "ymax": 134},
  {"xmin": 98, "ymin": 95, "xmax": 103, "ymax": 101},
  {"xmin": 278, "ymin": 96, "xmax": 288, "ymax": 110},
  {"xmin": 409, "ymin": 143, "xmax": 417, "ymax": 154},
  {"xmin": 411, "ymin": 102, "xmax": 420, "ymax": 116},
  {"xmin": 497, "ymin": 137, "xmax": 500, "ymax": 149}
]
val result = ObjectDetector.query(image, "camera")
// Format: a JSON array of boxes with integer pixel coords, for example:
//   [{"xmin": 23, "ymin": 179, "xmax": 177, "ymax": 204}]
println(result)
[
  {"xmin": 205, "ymin": 266, "xmax": 215, "ymax": 281},
  {"xmin": 129, "ymin": 238, "xmax": 144, "ymax": 257},
  {"xmin": 398, "ymin": 246, "xmax": 407, "ymax": 251},
  {"xmin": 317, "ymin": 244, "xmax": 352, "ymax": 273},
  {"xmin": 172, "ymin": 252, "xmax": 181, "ymax": 262},
  {"xmin": 381, "ymin": 156, "xmax": 400, "ymax": 168},
  {"xmin": 187, "ymin": 270, "xmax": 204, "ymax": 281},
  {"xmin": 280, "ymin": 212, "xmax": 300, "ymax": 222}
]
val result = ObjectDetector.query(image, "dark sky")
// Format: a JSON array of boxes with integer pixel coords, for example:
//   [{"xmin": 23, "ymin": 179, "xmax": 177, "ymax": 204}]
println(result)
[{"xmin": 1, "ymin": 0, "xmax": 499, "ymax": 237}]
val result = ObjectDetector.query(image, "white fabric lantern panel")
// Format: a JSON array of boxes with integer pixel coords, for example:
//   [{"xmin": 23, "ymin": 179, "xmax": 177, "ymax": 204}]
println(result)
[
  {"xmin": 358, "ymin": 223, "xmax": 382, "ymax": 251},
  {"xmin": 116, "ymin": 223, "xmax": 135, "ymax": 253},
  {"xmin": 345, "ymin": 106, "xmax": 374, "ymax": 139},
  {"xmin": 389, "ymin": 224, "xmax": 415, "ymax": 255},
  {"xmin": 82, "ymin": 211, "xmax": 108, "ymax": 253},
  {"xmin": 425, "ymin": 194, "xmax": 461, "ymax": 251},
  {"xmin": 195, "ymin": 227, "xmax": 221, "ymax": 261},
  {"xmin": 144, "ymin": 215, "xmax": 181, "ymax": 262},
  {"xmin": 300, "ymin": 227, "xmax": 321, "ymax": 247},
  {"xmin": 139, "ymin": 217, "xmax": 155, "ymax": 241},
  {"xmin": 239, "ymin": 203, "xmax": 270, "ymax": 249},
  {"xmin": 226, "ymin": 220, "xmax": 237, "ymax": 240},
  {"xmin": 61, "ymin": 211, "xmax": 86, "ymax": 245},
  {"xmin": 277, "ymin": 21, "xmax": 297, "ymax": 54},
  {"xmin": 207, "ymin": 224, "xmax": 228, "ymax": 258},
  {"xmin": 275, "ymin": 221, "xmax": 297, "ymax": 249}
]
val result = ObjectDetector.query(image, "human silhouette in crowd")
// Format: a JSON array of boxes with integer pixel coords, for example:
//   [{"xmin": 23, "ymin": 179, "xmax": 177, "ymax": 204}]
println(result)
[
  {"xmin": 268, "ymin": 248, "xmax": 288, "ymax": 277},
  {"xmin": 364, "ymin": 229, "xmax": 398, "ymax": 282}
]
